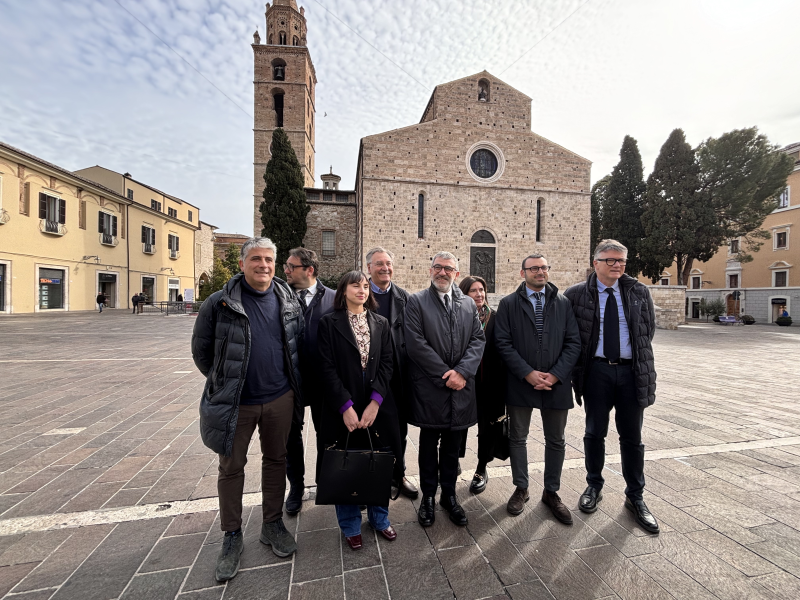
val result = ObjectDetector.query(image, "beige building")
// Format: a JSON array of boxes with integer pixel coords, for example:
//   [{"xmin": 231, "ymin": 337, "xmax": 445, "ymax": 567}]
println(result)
[
  {"xmin": 356, "ymin": 71, "xmax": 592, "ymax": 295},
  {"xmin": 75, "ymin": 166, "xmax": 200, "ymax": 303},
  {"xmin": 647, "ymin": 142, "xmax": 799, "ymax": 323},
  {"xmin": 0, "ymin": 141, "xmax": 202, "ymax": 314}
]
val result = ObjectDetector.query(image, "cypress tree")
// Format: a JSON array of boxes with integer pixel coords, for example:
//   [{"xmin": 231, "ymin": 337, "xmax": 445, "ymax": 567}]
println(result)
[
  {"xmin": 260, "ymin": 129, "xmax": 310, "ymax": 269},
  {"xmin": 590, "ymin": 174, "xmax": 611, "ymax": 262},
  {"xmin": 601, "ymin": 136, "xmax": 647, "ymax": 277},
  {"xmin": 640, "ymin": 128, "xmax": 709, "ymax": 284}
]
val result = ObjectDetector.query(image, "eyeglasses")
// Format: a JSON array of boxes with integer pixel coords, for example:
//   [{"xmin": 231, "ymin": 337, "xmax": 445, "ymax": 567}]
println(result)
[
  {"xmin": 598, "ymin": 258, "xmax": 627, "ymax": 266},
  {"xmin": 432, "ymin": 264, "xmax": 456, "ymax": 274},
  {"xmin": 283, "ymin": 263, "xmax": 305, "ymax": 272},
  {"xmin": 523, "ymin": 265, "xmax": 550, "ymax": 273}
]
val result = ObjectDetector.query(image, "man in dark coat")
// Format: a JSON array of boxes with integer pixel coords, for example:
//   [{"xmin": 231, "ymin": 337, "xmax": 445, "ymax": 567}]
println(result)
[
  {"xmin": 191, "ymin": 237, "xmax": 304, "ymax": 581},
  {"xmin": 366, "ymin": 246, "xmax": 418, "ymax": 499},
  {"xmin": 494, "ymin": 254, "xmax": 581, "ymax": 524},
  {"xmin": 405, "ymin": 251, "xmax": 485, "ymax": 528},
  {"xmin": 283, "ymin": 247, "xmax": 335, "ymax": 515},
  {"xmin": 564, "ymin": 239, "xmax": 659, "ymax": 534},
  {"xmin": 131, "ymin": 292, "xmax": 140, "ymax": 314}
]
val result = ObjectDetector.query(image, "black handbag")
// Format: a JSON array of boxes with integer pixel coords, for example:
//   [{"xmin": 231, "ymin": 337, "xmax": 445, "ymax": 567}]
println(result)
[
  {"xmin": 316, "ymin": 428, "xmax": 395, "ymax": 506},
  {"xmin": 490, "ymin": 413, "xmax": 510, "ymax": 460}
]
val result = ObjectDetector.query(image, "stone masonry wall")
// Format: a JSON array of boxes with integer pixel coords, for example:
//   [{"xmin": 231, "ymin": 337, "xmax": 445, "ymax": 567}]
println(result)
[
  {"xmin": 647, "ymin": 285, "xmax": 686, "ymax": 325},
  {"xmin": 304, "ymin": 201, "xmax": 357, "ymax": 280}
]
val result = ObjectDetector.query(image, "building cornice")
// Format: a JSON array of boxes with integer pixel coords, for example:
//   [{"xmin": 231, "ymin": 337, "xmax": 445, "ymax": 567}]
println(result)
[{"xmin": 359, "ymin": 176, "xmax": 590, "ymax": 197}]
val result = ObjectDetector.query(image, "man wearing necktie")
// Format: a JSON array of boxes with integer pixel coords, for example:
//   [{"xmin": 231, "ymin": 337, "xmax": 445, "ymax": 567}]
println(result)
[
  {"xmin": 564, "ymin": 240, "xmax": 659, "ymax": 534},
  {"xmin": 494, "ymin": 254, "xmax": 581, "ymax": 524},
  {"xmin": 282, "ymin": 247, "xmax": 335, "ymax": 516}
]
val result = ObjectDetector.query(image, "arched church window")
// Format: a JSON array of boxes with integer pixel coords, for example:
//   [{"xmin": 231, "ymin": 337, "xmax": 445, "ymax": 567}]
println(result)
[
  {"xmin": 272, "ymin": 90, "xmax": 285, "ymax": 127},
  {"xmin": 279, "ymin": 31, "xmax": 287, "ymax": 45},
  {"xmin": 293, "ymin": 36, "xmax": 299, "ymax": 46},
  {"xmin": 478, "ymin": 78, "xmax": 490, "ymax": 102},
  {"xmin": 470, "ymin": 230, "xmax": 495, "ymax": 244},
  {"xmin": 417, "ymin": 194, "xmax": 425, "ymax": 239}
]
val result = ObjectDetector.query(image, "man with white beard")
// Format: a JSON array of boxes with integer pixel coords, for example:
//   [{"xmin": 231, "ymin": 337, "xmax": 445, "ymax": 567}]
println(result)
[{"xmin": 404, "ymin": 252, "xmax": 485, "ymax": 528}]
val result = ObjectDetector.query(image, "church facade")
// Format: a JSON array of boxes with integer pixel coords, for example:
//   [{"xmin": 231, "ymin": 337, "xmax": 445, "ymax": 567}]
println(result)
[{"xmin": 253, "ymin": 3, "xmax": 592, "ymax": 294}]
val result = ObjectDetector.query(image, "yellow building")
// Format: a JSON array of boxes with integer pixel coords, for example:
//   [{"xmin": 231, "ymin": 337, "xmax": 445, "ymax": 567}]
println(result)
[
  {"xmin": 0, "ymin": 142, "xmax": 200, "ymax": 314},
  {"xmin": 75, "ymin": 166, "xmax": 199, "ymax": 303},
  {"xmin": 645, "ymin": 142, "xmax": 800, "ymax": 323}
]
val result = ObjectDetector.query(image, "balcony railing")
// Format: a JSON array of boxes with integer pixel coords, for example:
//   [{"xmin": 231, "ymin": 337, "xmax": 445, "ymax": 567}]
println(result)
[
  {"xmin": 169, "ymin": 249, "xmax": 180, "ymax": 260},
  {"xmin": 143, "ymin": 243, "xmax": 156, "ymax": 255},
  {"xmin": 100, "ymin": 233, "xmax": 119, "ymax": 247},
  {"xmin": 39, "ymin": 219, "xmax": 67, "ymax": 236},
  {"xmin": 0, "ymin": 208, "xmax": 9, "ymax": 224}
]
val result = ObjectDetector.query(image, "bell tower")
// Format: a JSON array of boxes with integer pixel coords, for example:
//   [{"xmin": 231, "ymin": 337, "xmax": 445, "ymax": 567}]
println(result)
[{"xmin": 253, "ymin": 0, "xmax": 317, "ymax": 235}]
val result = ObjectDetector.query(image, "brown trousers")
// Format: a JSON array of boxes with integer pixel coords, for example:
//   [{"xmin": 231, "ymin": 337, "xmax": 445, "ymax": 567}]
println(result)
[{"xmin": 218, "ymin": 390, "xmax": 294, "ymax": 531}]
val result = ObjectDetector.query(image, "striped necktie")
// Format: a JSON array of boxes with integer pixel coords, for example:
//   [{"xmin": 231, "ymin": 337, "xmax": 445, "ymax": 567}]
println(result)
[{"xmin": 533, "ymin": 292, "xmax": 544, "ymax": 341}]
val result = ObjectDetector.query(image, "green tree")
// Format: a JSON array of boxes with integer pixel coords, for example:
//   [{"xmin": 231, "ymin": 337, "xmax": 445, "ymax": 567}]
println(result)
[
  {"xmin": 640, "ymin": 127, "xmax": 793, "ymax": 284},
  {"xmin": 260, "ymin": 128, "xmax": 310, "ymax": 269},
  {"xmin": 199, "ymin": 255, "xmax": 232, "ymax": 301},
  {"xmin": 590, "ymin": 174, "xmax": 611, "ymax": 263},
  {"xmin": 699, "ymin": 298, "xmax": 725, "ymax": 322},
  {"xmin": 600, "ymin": 136, "xmax": 647, "ymax": 277},
  {"xmin": 640, "ymin": 129, "xmax": 709, "ymax": 284},
  {"xmin": 223, "ymin": 243, "xmax": 241, "ymax": 276}
]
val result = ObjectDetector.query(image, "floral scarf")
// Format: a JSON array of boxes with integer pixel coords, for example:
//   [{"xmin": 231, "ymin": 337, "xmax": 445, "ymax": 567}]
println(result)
[
  {"xmin": 477, "ymin": 304, "xmax": 491, "ymax": 329},
  {"xmin": 347, "ymin": 310, "xmax": 370, "ymax": 371}
]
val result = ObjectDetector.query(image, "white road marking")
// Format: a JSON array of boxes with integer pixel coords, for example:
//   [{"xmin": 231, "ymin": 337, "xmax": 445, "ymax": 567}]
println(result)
[{"xmin": 42, "ymin": 428, "xmax": 86, "ymax": 436}]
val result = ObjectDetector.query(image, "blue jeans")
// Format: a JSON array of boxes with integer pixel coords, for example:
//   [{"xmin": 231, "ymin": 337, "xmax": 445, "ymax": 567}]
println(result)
[{"xmin": 335, "ymin": 504, "xmax": 390, "ymax": 537}]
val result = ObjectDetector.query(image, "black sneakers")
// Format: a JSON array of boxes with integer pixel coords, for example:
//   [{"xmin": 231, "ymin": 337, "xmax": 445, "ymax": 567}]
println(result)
[{"xmin": 215, "ymin": 530, "xmax": 244, "ymax": 582}]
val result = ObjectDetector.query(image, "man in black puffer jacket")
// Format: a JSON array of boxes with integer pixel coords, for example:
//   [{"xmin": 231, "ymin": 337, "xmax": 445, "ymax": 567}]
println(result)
[
  {"xmin": 192, "ymin": 237, "xmax": 304, "ymax": 581},
  {"xmin": 564, "ymin": 239, "xmax": 660, "ymax": 535}
]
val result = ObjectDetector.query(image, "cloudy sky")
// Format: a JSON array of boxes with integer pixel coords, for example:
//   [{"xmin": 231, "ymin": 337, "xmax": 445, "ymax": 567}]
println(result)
[{"xmin": 1, "ymin": 0, "xmax": 798, "ymax": 234}]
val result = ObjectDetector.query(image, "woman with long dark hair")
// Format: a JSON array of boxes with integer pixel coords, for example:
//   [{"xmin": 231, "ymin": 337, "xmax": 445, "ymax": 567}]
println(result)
[
  {"xmin": 317, "ymin": 271, "xmax": 402, "ymax": 550},
  {"xmin": 458, "ymin": 275, "xmax": 506, "ymax": 494}
]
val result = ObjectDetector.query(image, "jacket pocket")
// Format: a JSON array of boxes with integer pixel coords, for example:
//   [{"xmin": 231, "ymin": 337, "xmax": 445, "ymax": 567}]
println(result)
[{"xmin": 214, "ymin": 337, "xmax": 229, "ymax": 384}]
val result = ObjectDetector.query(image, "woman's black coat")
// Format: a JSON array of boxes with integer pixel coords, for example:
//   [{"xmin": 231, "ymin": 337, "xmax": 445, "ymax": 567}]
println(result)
[
  {"xmin": 317, "ymin": 309, "xmax": 403, "ymax": 483},
  {"xmin": 475, "ymin": 310, "xmax": 506, "ymax": 422}
]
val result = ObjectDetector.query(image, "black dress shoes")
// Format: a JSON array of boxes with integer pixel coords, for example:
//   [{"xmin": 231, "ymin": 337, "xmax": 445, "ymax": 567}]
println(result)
[
  {"xmin": 625, "ymin": 498, "xmax": 659, "ymax": 534},
  {"xmin": 418, "ymin": 496, "xmax": 436, "ymax": 527},
  {"xmin": 440, "ymin": 495, "xmax": 468, "ymax": 526},
  {"xmin": 578, "ymin": 486, "xmax": 602, "ymax": 514},
  {"xmin": 285, "ymin": 485, "xmax": 303, "ymax": 516},
  {"xmin": 469, "ymin": 470, "xmax": 488, "ymax": 495},
  {"xmin": 399, "ymin": 477, "xmax": 419, "ymax": 499}
]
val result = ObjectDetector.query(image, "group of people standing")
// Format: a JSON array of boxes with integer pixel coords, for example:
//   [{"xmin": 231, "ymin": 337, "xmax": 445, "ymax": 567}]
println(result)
[{"xmin": 191, "ymin": 236, "xmax": 659, "ymax": 583}]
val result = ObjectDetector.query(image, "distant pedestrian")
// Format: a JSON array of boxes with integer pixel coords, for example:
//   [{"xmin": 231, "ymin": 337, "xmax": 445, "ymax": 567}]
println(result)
[
  {"xmin": 177, "ymin": 293, "xmax": 183, "ymax": 302},
  {"xmin": 404, "ymin": 251, "xmax": 485, "ymax": 528},
  {"xmin": 131, "ymin": 293, "xmax": 140, "ymax": 314},
  {"xmin": 192, "ymin": 237, "xmax": 305, "ymax": 582},
  {"xmin": 564, "ymin": 239, "xmax": 660, "ymax": 534},
  {"xmin": 96, "ymin": 292, "xmax": 105, "ymax": 313},
  {"xmin": 137, "ymin": 293, "xmax": 146, "ymax": 313}
]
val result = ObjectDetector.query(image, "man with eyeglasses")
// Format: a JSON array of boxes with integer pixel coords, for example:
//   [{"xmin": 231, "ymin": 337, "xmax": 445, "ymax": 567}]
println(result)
[
  {"xmin": 494, "ymin": 254, "xmax": 580, "ymax": 523},
  {"xmin": 283, "ymin": 247, "xmax": 335, "ymax": 516},
  {"xmin": 564, "ymin": 239, "xmax": 659, "ymax": 534},
  {"xmin": 365, "ymin": 247, "xmax": 419, "ymax": 500},
  {"xmin": 404, "ymin": 252, "xmax": 485, "ymax": 528}
]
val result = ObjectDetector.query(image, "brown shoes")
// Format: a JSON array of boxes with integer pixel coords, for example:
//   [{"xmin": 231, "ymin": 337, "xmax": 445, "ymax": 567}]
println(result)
[
  {"xmin": 377, "ymin": 526, "xmax": 397, "ymax": 541},
  {"xmin": 345, "ymin": 534, "xmax": 363, "ymax": 550},
  {"xmin": 507, "ymin": 487, "xmax": 530, "ymax": 515},
  {"xmin": 541, "ymin": 490, "xmax": 573, "ymax": 525}
]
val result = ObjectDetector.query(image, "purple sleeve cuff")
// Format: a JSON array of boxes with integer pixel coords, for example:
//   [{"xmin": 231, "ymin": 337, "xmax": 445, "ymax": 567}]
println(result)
[
  {"xmin": 339, "ymin": 400, "xmax": 353, "ymax": 414},
  {"xmin": 370, "ymin": 390, "xmax": 384, "ymax": 406}
]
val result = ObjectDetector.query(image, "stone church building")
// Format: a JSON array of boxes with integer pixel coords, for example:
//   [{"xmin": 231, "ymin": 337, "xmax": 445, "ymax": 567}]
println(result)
[{"xmin": 253, "ymin": 1, "xmax": 592, "ymax": 295}]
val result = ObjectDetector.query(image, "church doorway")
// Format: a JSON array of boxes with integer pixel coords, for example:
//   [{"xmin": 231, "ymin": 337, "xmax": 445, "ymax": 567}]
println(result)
[{"xmin": 469, "ymin": 230, "xmax": 496, "ymax": 293}]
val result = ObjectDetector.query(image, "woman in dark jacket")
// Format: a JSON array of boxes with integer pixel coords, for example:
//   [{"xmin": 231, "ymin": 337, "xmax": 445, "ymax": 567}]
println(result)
[
  {"xmin": 458, "ymin": 276, "xmax": 506, "ymax": 494},
  {"xmin": 317, "ymin": 271, "xmax": 402, "ymax": 551}
]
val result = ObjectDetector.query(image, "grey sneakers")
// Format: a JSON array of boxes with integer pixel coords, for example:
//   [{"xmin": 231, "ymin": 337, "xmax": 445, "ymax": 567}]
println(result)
[
  {"xmin": 215, "ymin": 530, "xmax": 244, "ymax": 582},
  {"xmin": 260, "ymin": 517, "xmax": 298, "ymax": 557}
]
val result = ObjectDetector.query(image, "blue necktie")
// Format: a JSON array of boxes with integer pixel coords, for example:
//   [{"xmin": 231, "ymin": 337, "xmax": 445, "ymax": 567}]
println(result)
[
  {"xmin": 533, "ymin": 292, "xmax": 544, "ymax": 342},
  {"xmin": 603, "ymin": 288, "xmax": 620, "ymax": 361}
]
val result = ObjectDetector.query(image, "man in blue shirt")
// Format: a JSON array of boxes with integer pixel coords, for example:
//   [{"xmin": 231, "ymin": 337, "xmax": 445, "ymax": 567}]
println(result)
[{"xmin": 565, "ymin": 240, "xmax": 659, "ymax": 534}]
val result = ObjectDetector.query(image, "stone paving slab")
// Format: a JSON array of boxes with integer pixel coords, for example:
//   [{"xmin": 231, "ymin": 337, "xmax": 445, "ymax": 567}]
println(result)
[{"xmin": 0, "ymin": 312, "xmax": 799, "ymax": 598}]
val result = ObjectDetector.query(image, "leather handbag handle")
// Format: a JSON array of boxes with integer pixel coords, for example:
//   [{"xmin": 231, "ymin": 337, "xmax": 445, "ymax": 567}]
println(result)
[{"xmin": 341, "ymin": 428, "xmax": 376, "ymax": 471}]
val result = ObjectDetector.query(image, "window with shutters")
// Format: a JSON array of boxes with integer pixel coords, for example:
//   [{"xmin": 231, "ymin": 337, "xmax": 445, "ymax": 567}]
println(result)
[
  {"xmin": 127, "ymin": 189, "xmax": 134, "ymax": 200},
  {"xmin": 79, "ymin": 200, "xmax": 87, "ymax": 229},
  {"xmin": 774, "ymin": 271, "xmax": 788, "ymax": 287},
  {"xmin": 775, "ymin": 231, "xmax": 788, "ymax": 250},
  {"xmin": 38, "ymin": 192, "xmax": 66, "ymax": 235},
  {"xmin": 151, "ymin": 199, "xmax": 162, "ymax": 212},
  {"xmin": 168, "ymin": 234, "xmax": 180, "ymax": 259},
  {"xmin": 188, "ymin": 210, "xmax": 193, "ymax": 222},
  {"xmin": 20, "ymin": 182, "xmax": 30, "ymax": 215},
  {"xmin": 323, "ymin": 192, "xmax": 333, "ymax": 202},
  {"xmin": 98, "ymin": 211, "xmax": 118, "ymax": 246},
  {"xmin": 336, "ymin": 194, "xmax": 348, "ymax": 203},
  {"xmin": 142, "ymin": 225, "xmax": 156, "ymax": 254},
  {"xmin": 168, "ymin": 207, "xmax": 177, "ymax": 218},
  {"xmin": 322, "ymin": 231, "xmax": 335, "ymax": 256},
  {"xmin": 728, "ymin": 274, "xmax": 739, "ymax": 288},
  {"xmin": 691, "ymin": 276, "xmax": 701, "ymax": 289}
]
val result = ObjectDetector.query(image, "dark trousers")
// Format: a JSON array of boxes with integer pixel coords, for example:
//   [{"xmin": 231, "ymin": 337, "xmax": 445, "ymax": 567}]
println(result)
[
  {"xmin": 218, "ymin": 391, "xmax": 294, "ymax": 531},
  {"xmin": 507, "ymin": 405, "xmax": 569, "ymax": 492},
  {"xmin": 583, "ymin": 360, "xmax": 645, "ymax": 500},
  {"xmin": 131, "ymin": 304, "xmax": 138, "ymax": 314},
  {"xmin": 458, "ymin": 417, "xmax": 497, "ymax": 464},
  {"xmin": 285, "ymin": 400, "xmax": 322, "ymax": 486},
  {"xmin": 418, "ymin": 428, "xmax": 465, "ymax": 497}
]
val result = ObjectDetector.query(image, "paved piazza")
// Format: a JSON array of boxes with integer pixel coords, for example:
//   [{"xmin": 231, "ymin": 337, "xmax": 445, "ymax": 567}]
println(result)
[{"xmin": 0, "ymin": 311, "xmax": 798, "ymax": 600}]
